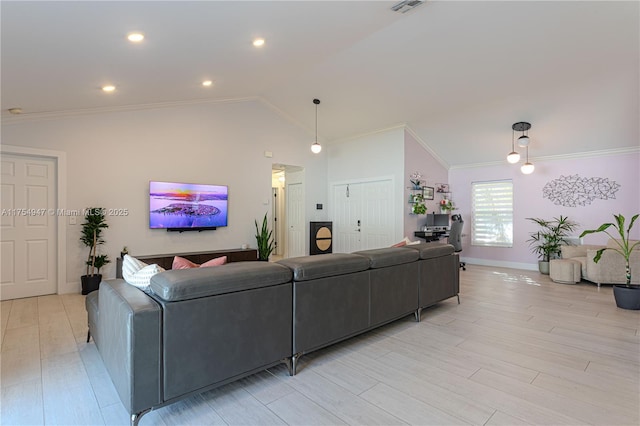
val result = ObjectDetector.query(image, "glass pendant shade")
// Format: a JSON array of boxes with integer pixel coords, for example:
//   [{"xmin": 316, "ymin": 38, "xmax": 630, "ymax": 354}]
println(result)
[
  {"xmin": 517, "ymin": 135, "xmax": 530, "ymax": 147},
  {"xmin": 311, "ymin": 142, "xmax": 322, "ymax": 154},
  {"xmin": 521, "ymin": 162, "xmax": 535, "ymax": 174},
  {"xmin": 507, "ymin": 151, "xmax": 520, "ymax": 163}
]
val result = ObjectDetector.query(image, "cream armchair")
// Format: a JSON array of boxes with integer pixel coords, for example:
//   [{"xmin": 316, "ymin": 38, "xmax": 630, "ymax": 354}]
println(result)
[
  {"xmin": 557, "ymin": 240, "xmax": 640, "ymax": 287},
  {"xmin": 585, "ymin": 239, "xmax": 640, "ymax": 286}
]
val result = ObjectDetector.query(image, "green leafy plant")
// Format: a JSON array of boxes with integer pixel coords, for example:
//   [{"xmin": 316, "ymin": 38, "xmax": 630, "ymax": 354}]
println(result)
[
  {"xmin": 412, "ymin": 202, "xmax": 427, "ymax": 215},
  {"xmin": 580, "ymin": 214, "xmax": 639, "ymax": 287},
  {"xmin": 80, "ymin": 207, "xmax": 109, "ymax": 276},
  {"xmin": 254, "ymin": 213, "xmax": 274, "ymax": 261},
  {"xmin": 526, "ymin": 215, "xmax": 577, "ymax": 262},
  {"xmin": 90, "ymin": 254, "xmax": 111, "ymax": 274}
]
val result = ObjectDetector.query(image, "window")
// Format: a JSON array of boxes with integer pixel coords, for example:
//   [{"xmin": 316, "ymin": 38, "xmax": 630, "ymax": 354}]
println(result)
[{"xmin": 472, "ymin": 180, "xmax": 513, "ymax": 247}]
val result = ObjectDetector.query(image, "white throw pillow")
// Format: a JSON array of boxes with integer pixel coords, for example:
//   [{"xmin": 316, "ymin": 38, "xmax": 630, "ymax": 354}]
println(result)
[{"xmin": 122, "ymin": 255, "xmax": 165, "ymax": 291}]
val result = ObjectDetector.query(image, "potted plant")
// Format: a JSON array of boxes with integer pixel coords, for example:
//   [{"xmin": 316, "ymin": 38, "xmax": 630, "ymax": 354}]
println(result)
[
  {"xmin": 411, "ymin": 194, "xmax": 427, "ymax": 215},
  {"xmin": 254, "ymin": 213, "xmax": 274, "ymax": 261},
  {"xmin": 439, "ymin": 199, "xmax": 455, "ymax": 214},
  {"xmin": 526, "ymin": 215, "xmax": 577, "ymax": 274},
  {"xmin": 80, "ymin": 207, "xmax": 109, "ymax": 295},
  {"xmin": 580, "ymin": 214, "xmax": 640, "ymax": 310}
]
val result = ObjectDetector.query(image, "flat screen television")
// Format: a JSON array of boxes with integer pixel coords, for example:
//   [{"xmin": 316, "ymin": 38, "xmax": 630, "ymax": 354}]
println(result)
[{"xmin": 149, "ymin": 181, "xmax": 228, "ymax": 231}]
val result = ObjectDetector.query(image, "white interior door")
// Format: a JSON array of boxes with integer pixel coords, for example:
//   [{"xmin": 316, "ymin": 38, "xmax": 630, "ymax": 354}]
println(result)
[
  {"xmin": 332, "ymin": 179, "xmax": 394, "ymax": 253},
  {"xmin": 286, "ymin": 182, "xmax": 304, "ymax": 257},
  {"xmin": 332, "ymin": 183, "xmax": 362, "ymax": 253},
  {"xmin": 1, "ymin": 154, "xmax": 57, "ymax": 300}
]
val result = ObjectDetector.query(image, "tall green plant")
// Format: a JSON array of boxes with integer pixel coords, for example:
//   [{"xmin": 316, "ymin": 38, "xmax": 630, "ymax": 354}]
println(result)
[
  {"xmin": 80, "ymin": 207, "xmax": 109, "ymax": 276},
  {"xmin": 526, "ymin": 216, "xmax": 577, "ymax": 262},
  {"xmin": 580, "ymin": 214, "xmax": 639, "ymax": 287},
  {"xmin": 254, "ymin": 213, "xmax": 274, "ymax": 261}
]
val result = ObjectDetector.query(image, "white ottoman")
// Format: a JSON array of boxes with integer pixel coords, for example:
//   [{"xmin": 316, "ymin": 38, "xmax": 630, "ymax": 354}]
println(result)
[{"xmin": 549, "ymin": 259, "xmax": 581, "ymax": 284}]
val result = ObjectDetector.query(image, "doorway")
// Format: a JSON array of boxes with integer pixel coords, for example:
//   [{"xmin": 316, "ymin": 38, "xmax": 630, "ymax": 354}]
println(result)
[
  {"xmin": 331, "ymin": 178, "xmax": 394, "ymax": 253},
  {"xmin": 1, "ymin": 153, "xmax": 58, "ymax": 300},
  {"xmin": 271, "ymin": 164, "xmax": 305, "ymax": 259}
]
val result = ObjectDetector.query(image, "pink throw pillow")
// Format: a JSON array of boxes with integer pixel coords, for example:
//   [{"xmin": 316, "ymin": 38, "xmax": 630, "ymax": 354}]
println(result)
[
  {"xmin": 172, "ymin": 256, "xmax": 199, "ymax": 270},
  {"xmin": 391, "ymin": 240, "xmax": 407, "ymax": 247},
  {"xmin": 200, "ymin": 256, "xmax": 227, "ymax": 267},
  {"xmin": 172, "ymin": 255, "xmax": 227, "ymax": 270}
]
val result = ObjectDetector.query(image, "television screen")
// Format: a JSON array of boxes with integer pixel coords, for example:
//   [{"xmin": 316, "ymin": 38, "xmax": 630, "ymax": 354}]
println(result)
[{"xmin": 149, "ymin": 181, "xmax": 228, "ymax": 229}]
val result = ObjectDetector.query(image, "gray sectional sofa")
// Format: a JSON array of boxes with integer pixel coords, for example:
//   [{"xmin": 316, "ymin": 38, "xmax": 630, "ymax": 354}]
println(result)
[{"xmin": 86, "ymin": 244, "xmax": 459, "ymax": 425}]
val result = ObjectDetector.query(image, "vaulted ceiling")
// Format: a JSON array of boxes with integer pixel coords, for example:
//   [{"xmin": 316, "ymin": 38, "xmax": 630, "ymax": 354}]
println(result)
[{"xmin": 2, "ymin": 1, "xmax": 638, "ymax": 167}]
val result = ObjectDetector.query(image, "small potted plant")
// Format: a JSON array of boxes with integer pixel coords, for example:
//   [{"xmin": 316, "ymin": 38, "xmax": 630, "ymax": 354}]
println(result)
[
  {"xmin": 80, "ymin": 207, "xmax": 109, "ymax": 295},
  {"xmin": 439, "ymin": 199, "xmax": 455, "ymax": 214},
  {"xmin": 526, "ymin": 215, "xmax": 577, "ymax": 274},
  {"xmin": 580, "ymin": 214, "xmax": 640, "ymax": 310},
  {"xmin": 254, "ymin": 213, "xmax": 274, "ymax": 261},
  {"xmin": 411, "ymin": 193, "xmax": 427, "ymax": 215}
]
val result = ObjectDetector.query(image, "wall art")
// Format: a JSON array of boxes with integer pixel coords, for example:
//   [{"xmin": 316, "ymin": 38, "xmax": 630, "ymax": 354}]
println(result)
[{"xmin": 542, "ymin": 174, "xmax": 621, "ymax": 207}]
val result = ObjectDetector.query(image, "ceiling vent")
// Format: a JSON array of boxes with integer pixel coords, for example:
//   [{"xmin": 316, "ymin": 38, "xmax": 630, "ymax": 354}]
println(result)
[{"xmin": 391, "ymin": 0, "xmax": 425, "ymax": 14}]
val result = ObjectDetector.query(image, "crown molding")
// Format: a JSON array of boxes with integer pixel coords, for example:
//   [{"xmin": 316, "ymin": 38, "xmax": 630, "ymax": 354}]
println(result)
[
  {"xmin": 403, "ymin": 125, "xmax": 450, "ymax": 170},
  {"xmin": 1, "ymin": 96, "xmax": 260, "ymax": 124},
  {"xmin": 327, "ymin": 123, "xmax": 407, "ymax": 145},
  {"xmin": 449, "ymin": 146, "xmax": 640, "ymax": 170}
]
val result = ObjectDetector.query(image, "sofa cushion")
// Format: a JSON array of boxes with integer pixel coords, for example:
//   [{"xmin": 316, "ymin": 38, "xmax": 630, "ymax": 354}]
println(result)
[
  {"xmin": 150, "ymin": 261, "xmax": 292, "ymax": 302},
  {"xmin": 403, "ymin": 243, "xmax": 454, "ymax": 259},
  {"xmin": 561, "ymin": 244, "xmax": 603, "ymax": 259},
  {"xmin": 353, "ymin": 247, "xmax": 419, "ymax": 269},
  {"xmin": 277, "ymin": 253, "xmax": 370, "ymax": 281},
  {"xmin": 607, "ymin": 239, "xmax": 640, "ymax": 250},
  {"xmin": 172, "ymin": 255, "xmax": 227, "ymax": 269}
]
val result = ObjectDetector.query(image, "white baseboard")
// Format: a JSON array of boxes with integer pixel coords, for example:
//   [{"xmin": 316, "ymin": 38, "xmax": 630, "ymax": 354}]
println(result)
[{"xmin": 461, "ymin": 257, "xmax": 538, "ymax": 272}]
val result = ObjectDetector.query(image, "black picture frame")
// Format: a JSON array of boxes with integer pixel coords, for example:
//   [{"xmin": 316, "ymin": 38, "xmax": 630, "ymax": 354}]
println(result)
[{"xmin": 423, "ymin": 186, "xmax": 434, "ymax": 200}]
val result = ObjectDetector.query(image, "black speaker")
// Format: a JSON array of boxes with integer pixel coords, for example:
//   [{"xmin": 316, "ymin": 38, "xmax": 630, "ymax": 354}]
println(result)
[{"xmin": 310, "ymin": 221, "xmax": 332, "ymax": 255}]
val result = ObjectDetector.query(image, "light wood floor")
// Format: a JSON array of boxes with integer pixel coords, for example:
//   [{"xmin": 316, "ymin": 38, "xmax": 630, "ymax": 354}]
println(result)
[{"xmin": 2, "ymin": 265, "xmax": 639, "ymax": 425}]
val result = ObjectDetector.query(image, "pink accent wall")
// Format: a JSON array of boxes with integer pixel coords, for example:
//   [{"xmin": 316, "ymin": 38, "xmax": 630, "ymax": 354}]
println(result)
[
  {"xmin": 449, "ymin": 152, "xmax": 640, "ymax": 266},
  {"xmin": 404, "ymin": 130, "xmax": 449, "ymax": 237}
]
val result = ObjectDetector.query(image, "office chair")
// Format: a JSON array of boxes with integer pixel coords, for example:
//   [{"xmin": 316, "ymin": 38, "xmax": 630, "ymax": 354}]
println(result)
[{"xmin": 448, "ymin": 214, "xmax": 466, "ymax": 271}]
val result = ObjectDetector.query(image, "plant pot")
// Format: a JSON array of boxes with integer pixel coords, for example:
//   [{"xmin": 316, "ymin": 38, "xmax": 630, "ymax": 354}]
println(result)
[
  {"xmin": 81, "ymin": 274, "xmax": 102, "ymax": 295},
  {"xmin": 613, "ymin": 285, "xmax": 640, "ymax": 310},
  {"xmin": 538, "ymin": 261, "xmax": 550, "ymax": 275}
]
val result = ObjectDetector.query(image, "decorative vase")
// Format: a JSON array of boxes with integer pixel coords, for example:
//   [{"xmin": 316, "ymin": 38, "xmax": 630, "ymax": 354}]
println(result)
[{"xmin": 613, "ymin": 285, "xmax": 640, "ymax": 310}]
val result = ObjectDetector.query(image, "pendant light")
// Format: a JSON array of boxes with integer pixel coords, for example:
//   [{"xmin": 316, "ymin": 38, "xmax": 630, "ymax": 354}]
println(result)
[
  {"xmin": 507, "ymin": 126, "xmax": 520, "ymax": 164},
  {"xmin": 311, "ymin": 99, "xmax": 322, "ymax": 154},
  {"xmin": 521, "ymin": 145, "xmax": 535, "ymax": 174}
]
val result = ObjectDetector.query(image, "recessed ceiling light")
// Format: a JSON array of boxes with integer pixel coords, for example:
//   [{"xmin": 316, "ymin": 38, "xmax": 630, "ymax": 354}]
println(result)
[
  {"xmin": 202, "ymin": 80, "xmax": 213, "ymax": 87},
  {"xmin": 252, "ymin": 38, "xmax": 265, "ymax": 47},
  {"xmin": 102, "ymin": 85, "xmax": 116, "ymax": 92},
  {"xmin": 127, "ymin": 33, "xmax": 144, "ymax": 42}
]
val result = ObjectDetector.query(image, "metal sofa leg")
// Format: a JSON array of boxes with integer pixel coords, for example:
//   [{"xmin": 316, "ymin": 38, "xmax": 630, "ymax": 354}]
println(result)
[
  {"xmin": 414, "ymin": 308, "xmax": 422, "ymax": 322},
  {"xmin": 457, "ymin": 294, "xmax": 460, "ymax": 304},
  {"xmin": 131, "ymin": 408, "xmax": 151, "ymax": 426},
  {"xmin": 287, "ymin": 353, "xmax": 301, "ymax": 376},
  {"xmin": 86, "ymin": 329, "xmax": 91, "ymax": 343}
]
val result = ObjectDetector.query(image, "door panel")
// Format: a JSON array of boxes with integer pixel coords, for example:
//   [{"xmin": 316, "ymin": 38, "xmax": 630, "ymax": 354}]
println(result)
[
  {"xmin": 287, "ymin": 182, "xmax": 304, "ymax": 257},
  {"xmin": 1, "ymin": 154, "xmax": 57, "ymax": 300},
  {"xmin": 332, "ymin": 179, "xmax": 393, "ymax": 253}
]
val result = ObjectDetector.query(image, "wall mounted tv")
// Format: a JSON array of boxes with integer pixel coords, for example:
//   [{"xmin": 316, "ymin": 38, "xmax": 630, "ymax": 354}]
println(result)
[{"xmin": 149, "ymin": 181, "xmax": 228, "ymax": 232}]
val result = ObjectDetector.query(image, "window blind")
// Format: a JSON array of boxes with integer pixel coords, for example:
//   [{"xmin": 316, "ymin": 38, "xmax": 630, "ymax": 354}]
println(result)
[{"xmin": 471, "ymin": 180, "xmax": 513, "ymax": 247}]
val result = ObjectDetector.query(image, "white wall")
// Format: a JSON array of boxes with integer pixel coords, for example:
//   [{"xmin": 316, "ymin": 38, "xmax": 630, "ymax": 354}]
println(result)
[
  {"xmin": 2, "ymin": 99, "xmax": 328, "ymax": 293},
  {"xmin": 403, "ymin": 130, "xmax": 449, "ymax": 237},
  {"xmin": 327, "ymin": 127, "xmax": 405, "ymax": 241},
  {"xmin": 449, "ymin": 151, "xmax": 640, "ymax": 270}
]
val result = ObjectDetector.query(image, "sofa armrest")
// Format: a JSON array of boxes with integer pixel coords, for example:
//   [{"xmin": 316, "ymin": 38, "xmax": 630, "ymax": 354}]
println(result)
[{"xmin": 97, "ymin": 280, "xmax": 162, "ymax": 415}]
